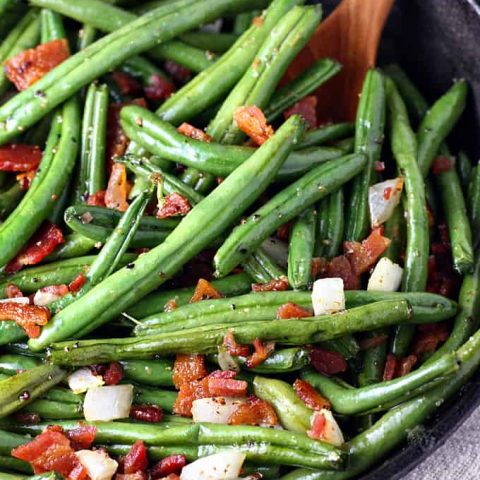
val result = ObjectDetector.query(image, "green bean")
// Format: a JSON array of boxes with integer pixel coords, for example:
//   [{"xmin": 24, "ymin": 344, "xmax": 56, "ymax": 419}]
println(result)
[
  {"xmin": 29, "ymin": 115, "xmax": 305, "ymax": 350},
  {"xmin": 49, "ymin": 300, "xmax": 414, "ymax": 364},
  {"xmin": 233, "ymin": 10, "xmax": 258, "ymax": 34},
  {"xmin": 0, "ymin": 0, "xmax": 28, "ymax": 42},
  {"xmin": 0, "ymin": 457, "xmax": 32, "ymax": 475},
  {"xmin": 345, "ymin": 69, "xmax": 386, "ymax": 241},
  {"xmin": 417, "ymin": 80, "xmax": 467, "ymax": 177},
  {"xmin": 468, "ymin": 163, "xmax": 480, "ymax": 247},
  {"xmin": 0, "ymin": 323, "xmax": 26, "ymax": 345},
  {"xmin": 249, "ymin": 247, "xmax": 286, "ymax": 281},
  {"xmin": 0, "ymin": 0, "xmax": 263, "ymax": 144},
  {"xmin": 44, "ymin": 233, "xmax": 96, "ymax": 261},
  {"xmin": 288, "ymin": 208, "xmax": 316, "ymax": 289},
  {"xmin": 121, "ymin": 359, "xmax": 174, "ymax": 386},
  {"xmin": 254, "ymin": 376, "xmax": 312, "ymax": 432},
  {"xmin": 0, "ymin": 182, "xmax": 23, "ymax": 220},
  {"xmin": 22, "ymin": 399, "xmax": 83, "ymax": 419},
  {"xmin": 264, "ymin": 59, "xmax": 341, "ymax": 122},
  {"xmin": 457, "ymin": 150, "xmax": 473, "ymax": 193},
  {"xmin": 42, "ymin": 387, "xmax": 82, "ymax": 405},
  {"xmin": 179, "ymin": 32, "xmax": 238, "ymax": 53},
  {"xmin": 121, "ymin": 55, "xmax": 169, "ymax": 86},
  {"xmin": 77, "ymin": 23, "xmax": 97, "ymax": 51},
  {"xmin": 315, "ymin": 188, "xmax": 344, "ymax": 258},
  {"xmin": 105, "ymin": 443, "xmax": 198, "ymax": 462},
  {"xmin": 0, "ymin": 9, "xmax": 41, "ymax": 96},
  {"xmin": 125, "ymin": 272, "xmax": 253, "ymax": 319},
  {"xmin": 40, "ymin": 8, "xmax": 65, "ymax": 42},
  {"xmin": 386, "ymin": 78, "xmax": 429, "ymax": 357},
  {"xmin": 300, "ymin": 122, "xmax": 355, "ymax": 148},
  {"xmin": 120, "ymin": 104, "xmax": 344, "ymax": 180},
  {"xmin": 382, "ymin": 204, "xmax": 405, "ymax": 262},
  {"xmin": 214, "ymin": 153, "xmax": 366, "ymax": 277},
  {"xmin": 0, "ymin": 429, "xmax": 30, "ymax": 456},
  {"xmin": 358, "ymin": 330, "xmax": 388, "ymax": 387},
  {"xmin": 0, "ymin": 354, "xmax": 39, "ymax": 374},
  {"xmin": 321, "ymin": 336, "xmax": 360, "ymax": 360},
  {"xmin": 0, "ymin": 364, "xmax": 65, "ymax": 418},
  {"xmin": 133, "ymin": 385, "xmax": 176, "ymax": 412}
]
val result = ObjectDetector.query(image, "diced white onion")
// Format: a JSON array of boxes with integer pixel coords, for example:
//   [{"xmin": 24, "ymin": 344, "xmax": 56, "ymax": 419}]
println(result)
[
  {"xmin": 0, "ymin": 297, "xmax": 30, "ymax": 304},
  {"xmin": 180, "ymin": 451, "xmax": 246, "ymax": 480},
  {"xmin": 217, "ymin": 346, "xmax": 240, "ymax": 372},
  {"xmin": 310, "ymin": 409, "xmax": 345, "ymax": 447},
  {"xmin": 368, "ymin": 178, "xmax": 403, "ymax": 228},
  {"xmin": 367, "ymin": 257, "xmax": 403, "ymax": 292},
  {"xmin": 75, "ymin": 449, "xmax": 118, "ymax": 480},
  {"xmin": 33, "ymin": 289, "xmax": 63, "ymax": 306},
  {"xmin": 312, "ymin": 278, "xmax": 345, "ymax": 316},
  {"xmin": 83, "ymin": 385, "xmax": 133, "ymax": 421},
  {"xmin": 67, "ymin": 368, "xmax": 104, "ymax": 394},
  {"xmin": 191, "ymin": 397, "xmax": 246, "ymax": 424}
]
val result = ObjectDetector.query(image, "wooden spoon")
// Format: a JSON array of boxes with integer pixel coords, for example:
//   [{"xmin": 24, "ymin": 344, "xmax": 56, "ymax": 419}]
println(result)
[{"xmin": 286, "ymin": 0, "xmax": 395, "ymax": 122}]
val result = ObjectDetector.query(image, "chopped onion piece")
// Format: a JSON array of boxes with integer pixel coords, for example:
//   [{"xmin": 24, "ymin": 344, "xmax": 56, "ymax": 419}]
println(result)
[
  {"xmin": 309, "ymin": 409, "xmax": 345, "ymax": 447},
  {"xmin": 367, "ymin": 257, "xmax": 403, "ymax": 292},
  {"xmin": 368, "ymin": 178, "xmax": 403, "ymax": 228},
  {"xmin": 83, "ymin": 385, "xmax": 133, "ymax": 421},
  {"xmin": 217, "ymin": 346, "xmax": 240, "ymax": 372},
  {"xmin": 180, "ymin": 451, "xmax": 246, "ymax": 480},
  {"xmin": 33, "ymin": 289, "xmax": 64, "ymax": 306},
  {"xmin": 312, "ymin": 278, "xmax": 345, "ymax": 316},
  {"xmin": 0, "ymin": 297, "xmax": 30, "ymax": 304},
  {"xmin": 75, "ymin": 449, "xmax": 118, "ymax": 480},
  {"xmin": 67, "ymin": 367, "xmax": 104, "ymax": 394},
  {"xmin": 192, "ymin": 397, "xmax": 246, "ymax": 424}
]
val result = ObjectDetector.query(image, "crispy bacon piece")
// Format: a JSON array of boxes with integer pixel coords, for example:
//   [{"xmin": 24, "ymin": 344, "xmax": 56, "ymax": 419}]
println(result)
[
  {"xmin": 228, "ymin": 395, "xmax": 278, "ymax": 426},
  {"xmin": 112, "ymin": 71, "xmax": 142, "ymax": 96},
  {"xmin": 177, "ymin": 123, "xmax": 212, "ymax": 142},
  {"xmin": 223, "ymin": 330, "xmax": 250, "ymax": 357},
  {"xmin": 396, "ymin": 355, "xmax": 418, "ymax": 377},
  {"xmin": 276, "ymin": 302, "xmax": 312, "ymax": 319},
  {"xmin": 11, "ymin": 429, "xmax": 87, "ymax": 479},
  {"xmin": 326, "ymin": 256, "xmax": 360, "ymax": 290},
  {"xmin": 0, "ymin": 144, "xmax": 42, "ymax": 171},
  {"xmin": 6, "ymin": 283, "xmax": 24, "ymax": 298},
  {"xmin": 344, "ymin": 228, "xmax": 391, "ymax": 275},
  {"xmin": 207, "ymin": 373, "xmax": 248, "ymax": 397},
  {"xmin": 189, "ymin": 278, "xmax": 223, "ymax": 303},
  {"xmin": 150, "ymin": 454, "xmax": 186, "ymax": 479},
  {"xmin": 244, "ymin": 338, "xmax": 275, "ymax": 368},
  {"xmin": 34, "ymin": 284, "xmax": 69, "ymax": 304},
  {"xmin": 5, "ymin": 222, "xmax": 64, "ymax": 273},
  {"xmin": 68, "ymin": 273, "xmax": 87, "ymax": 294},
  {"xmin": 130, "ymin": 404, "xmax": 163, "ymax": 423},
  {"xmin": 311, "ymin": 257, "xmax": 328, "ymax": 279},
  {"xmin": 234, "ymin": 106, "xmax": 274, "ymax": 146},
  {"xmin": 145, "ymin": 74, "xmax": 176, "ymax": 102},
  {"xmin": 103, "ymin": 362, "xmax": 124, "ymax": 385},
  {"xmin": 173, "ymin": 379, "xmax": 208, "ymax": 417},
  {"xmin": 0, "ymin": 301, "xmax": 50, "ymax": 338},
  {"xmin": 251, "ymin": 277, "xmax": 289, "ymax": 292},
  {"xmin": 293, "ymin": 379, "xmax": 330, "ymax": 410},
  {"xmin": 431, "ymin": 155, "xmax": 454, "ymax": 174},
  {"xmin": 359, "ymin": 334, "xmax": 389, "ymax": 350},
  {"xmin": 284, "ymin": 96, "xmax": 318, "ymax": 130},
  {"xmin": 4, "ymin": 38, "xmax": 69, "ymax": 91},
  {"xmin": 86, "ymin": 190, "xmax": 106, "ymax": 207},
  {"xmin": 173, "ymin": 354, "xmax": 208, "ymax": 389},
  {"xmin": 124, "ymin": 440, "xmax": 148, "ymax": 475},
  {"xmin": 17, "ymin": 169, "xmax": 36, "ymax": 189},
  {"xmin": 14, "ymin": 412, "xmax": 41, "ymax": 424},
  {"xmin": 383, "ymin": 354, "xmax": 398, "ymax": 381},
  {"xmin": 307, "ymin": 410, "xmax": 327, "ymax": 441},
  {"xmin": 310, "ymin": 347, "xmax": 347, "ymax": 376},
  {"xmin": 65, "ymin": 425, "xmax": 96, "ymax": 450},
  {"xmin": 276, "ymin": 221, "xmax": 292, "ymax": 241},
  {"xmin": 157, "ymin": 193, "xmax": 191, "ymax": 219},
  {"xmin": 105, "ymin": 162, "xmax": 129, "ymax": 211},
  {"xmin": 412, "ymin": 323, "xmax": 449, "ymax": 357}
]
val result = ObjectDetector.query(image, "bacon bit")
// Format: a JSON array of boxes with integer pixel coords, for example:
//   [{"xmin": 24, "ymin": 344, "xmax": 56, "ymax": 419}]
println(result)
[
  {"xmin": 311, "ymin": 257, "xmax": 329, "ymax": 279},
  {"xmin": 86, "ymin": 190, "xmax": 106, "ymax": 207},
  {"xmin": 383, "ymin": 354, "xmax": 398, "ymax": 381},
  {"xmin": 164, "ymin": 60, "xmax": 191, "ymax": 83},
  {"xmin": 412, "ymin": 323, "xmax": 450, "ymax": 357},
  {"xmin": 105, "ymin": 162, "xmax": 129, "ymax": 212},
  {"xmin": 251, "ymin": 277, "xmax": 289, "ymax": 292},
  {"xmin": 12, "ymin": 429, "xmax": 87, "ymax": 478},
  {"xmin": 5, "ymin": 38, "xmax": 69, "ymax": 91},
  {"xmin": 189, "ymin": 278, "xmax": 223, "ymax": 303},
  {"xmin": 177, "ymin": 123, "xmax": 212, "ymax": 142},
  {"xmin": 145, "ymin": 74, "xmax": 176, "ymax": 102},
  {"xmin": 359, "ymin": 334, "xmax": 389, "ymax": 350},
  {"xmin": 5, "ymin": 222, "xmax": 64, "ymax": 273},
  {"xmin": 276, "ymin": 221, "xmax": 292, "ymax": 241},
  {"xmin": 310, "ymin": 347, "xmax": 347, "ymax": 376},
  {"xmin": 150, "ymin": 454, "xmax": 187, "ymax": 479},
  {"xmin": 6, "ymin": 284, "xmax": 24, "ymax": 298},
  {"xmin": 16, "ymin": 169, "xmax": 36, "ymax": 190},
  {"xmin": 223, "ymin": 330, "xmax": 250, "ymax": 357},
  {"xmin": 130, "ymin": 404, "xmax": 163, "ymax": 423},
  {"xmin": 124, "ymin": 440, "xmax": 148, "ymax": 475},
  {"xmin": 307, "ymin": 411, "xmax": 329, "ymax": 441},
  {"xmin": 207, "ymin": 375, "xmax": 248, "ymax": 397},
  {"xmin": 14, "ymin": 412, "xmax": 41, "ymax": 424},
  {"xmin": 326, "ymin": 256, "xmax": 360, "ymax": 290},
  {"xmin": 284, "ymin": 96, "xmax": 318, "ymax": 130},
  {"xmin": 293, "ymin": 379, "xmax": 330, "ymax": 411},
  {"xmin": 276, "ymin": 302, "xmax": 312, "ymax": 319},
  {"xmin": 228, "ymin": 395, "xmax": 278, "ymax": 426},
  {"xmin": 383, "ymin": 186, "xmax": 393, "ymax": 200},
  {"xmin": 234, "ymin": 106, "xmax": 274, "ymax": 146},
  {"xmin": 432, "ymin": 155, "xmax": 454, "ymax": 174},
  {"xmin": 0, "ymin": 301, "xmax": 50, "ymax": 338},
  {"xmin": 164, "ymin": 299, "xmax": 178, "ymax": 312},
  {"xmin": 112, "ymin": 71, "xmax": 142, "ymax": 96},
  {"xmin": 374, "ymin": 161, "xmax": 385, "ymax": 172},
  {"xmin": 68, "ymin": 273, "xmax": 87, "ymax": 294},
  {"xmin": 396, "ymin": 355, "xmax": 418, "ymax": 377},
  {"xmin": 245, "ymin": 338, "xmax": 275, "ymax": 368},
  {"xmin": 103, "ymin": 362, "xmax": 124, "ymax": 385},
  {"xmin": 34, "ymin": 284, "xmax": 69, "ymax": 305},
  {"xmin": 65, "ymin": 425, "xmax": 96, "ymax": 450},
  {"xmin": 157, "ymin": 192, "xmax": 191, "ymax": 219},
  {"xmin": 0, "ymin": 144, "xmax": 42, "ymax": 171},
  {"xmin": 344, "ymin": 228, "xmax": 391, "ymax": 275},
  {"xmin": 173, "ymin": 379, "xmax": 208, "ymax": 417},
  {"xmin": 173, "ymin": 354, "xmax": 208, "ymax": 389}
]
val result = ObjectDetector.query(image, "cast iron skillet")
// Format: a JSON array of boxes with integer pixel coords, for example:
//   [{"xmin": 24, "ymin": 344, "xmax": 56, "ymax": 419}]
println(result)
[{"xmin": 309, "ymin": 0, "xmax": 480, "ymax": 478}]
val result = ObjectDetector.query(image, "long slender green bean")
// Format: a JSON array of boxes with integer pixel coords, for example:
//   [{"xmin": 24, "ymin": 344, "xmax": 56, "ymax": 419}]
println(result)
[
  {"xmin": 179, "ymin": 32, "xmax": 238, "ymax": 53},
  {"xmin": 315, "ymin": 188, "xmax": 344, "ymax": 259}
]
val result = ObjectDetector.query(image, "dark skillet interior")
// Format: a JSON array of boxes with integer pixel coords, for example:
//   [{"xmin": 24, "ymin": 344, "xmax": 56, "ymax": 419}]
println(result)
[{"xmin": 308, "ymin": 0, "xmax": 480, "ymax": 478}]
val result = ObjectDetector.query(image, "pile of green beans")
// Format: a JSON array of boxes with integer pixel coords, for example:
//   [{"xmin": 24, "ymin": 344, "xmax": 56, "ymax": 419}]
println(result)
[{"xmin": 0, "ymin": 2, "xmax": 478, "ymax": 479}]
